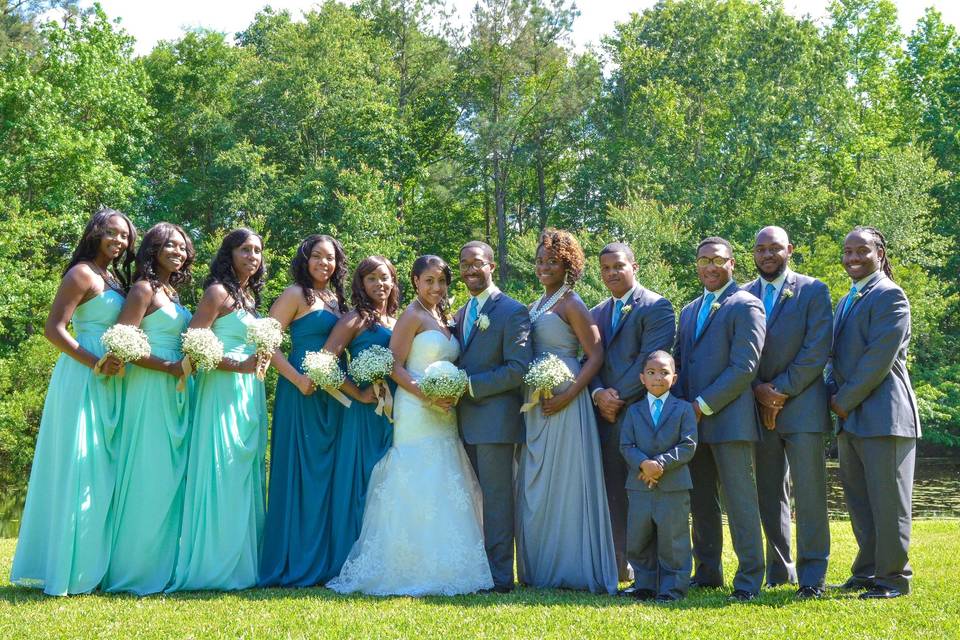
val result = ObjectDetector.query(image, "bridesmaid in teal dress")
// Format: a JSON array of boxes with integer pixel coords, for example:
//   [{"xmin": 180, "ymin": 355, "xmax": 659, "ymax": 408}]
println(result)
[
  {"xmin": 323, "ymin": 256, "xmax": 399, "ymax": 576},
  {"xmin": 11, "ymin": 208, "xmax": 136, "ymax": 596},
  {"xmin": 102, "ymin": 223, "xmax": 195, "ymax": 595},
  {"xmin": 259, "ymin": 234, "xmax": 348, "ymax": 587},
  {"xmin": 168, "ymin": 228, "xmax": 266, "ymax": 592}
]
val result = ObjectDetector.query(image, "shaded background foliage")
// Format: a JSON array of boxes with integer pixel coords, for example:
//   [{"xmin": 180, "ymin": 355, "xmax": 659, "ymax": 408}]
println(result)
[{"xmin": 0, "ymin": 0, "xmax": 958, "ymax": 492}]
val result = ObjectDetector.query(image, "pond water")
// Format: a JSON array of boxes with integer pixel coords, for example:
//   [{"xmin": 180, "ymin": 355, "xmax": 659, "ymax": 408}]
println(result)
[{"xmin": 0, "ymin": 457, "xmax": 957, "ymax": 538}]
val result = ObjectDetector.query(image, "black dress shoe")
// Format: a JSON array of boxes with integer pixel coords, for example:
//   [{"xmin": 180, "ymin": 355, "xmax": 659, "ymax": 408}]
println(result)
[
  {"xmin": 689, "ymin": 580, "xmax": 722, "ymax": 589},
  {"xmin": 834, "ymin": 577, "xmax": 874, "ymax": 591},
  {"xmin": 796, "ymin": 586, "xmax": 824, "ymax": 599},
  {"xmin": 727, "ymin": 589, "xmax": 758, "ymax": 602},
  {"xmin": 860, "ymin": 586, "xmax": 903, "ymax": 599},
  {"xmin": 492, "ymin": 584, "xmax": 514, "ymax": 594},
  {"xmin": 619, "ymin": 587, "xmax": 655, "ymax": 600},
  {"xmin": 654, "ymin": 594, "xmax": 680, "ymax": 603}
]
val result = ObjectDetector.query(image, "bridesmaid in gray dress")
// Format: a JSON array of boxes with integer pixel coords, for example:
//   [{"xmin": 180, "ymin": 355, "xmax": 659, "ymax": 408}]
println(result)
[{"xmin": 516, "ymin": 228, "xmax": 618, "ymax": 594}]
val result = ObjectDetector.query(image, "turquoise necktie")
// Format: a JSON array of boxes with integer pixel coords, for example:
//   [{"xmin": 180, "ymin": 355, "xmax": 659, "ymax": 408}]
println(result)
[
  {"xmin": 465, "ymin": 297, "xmax": 478, "ymax": 342},
  {"xmin": 695, "ymin": 293, "xmax": 716, "ymax": 339},
  {"xmin": 652, "ymin": 398, "xmax": 663, "ymax": 427},
  {"xmin": 763, "ymin": 282, "xmax": 776, "ymax": 318},
  {"xmin": 611, "ymin": 299, "xmax": 624, "ymax": 332},
  {"xmin": 840, "ymin": 285, "xmax": 857, "ymax": 321}
]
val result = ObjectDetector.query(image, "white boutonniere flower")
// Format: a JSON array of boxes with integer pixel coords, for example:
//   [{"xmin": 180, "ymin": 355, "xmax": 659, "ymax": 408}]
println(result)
[
  {"xmin": 621, "ymin": 304, "xmax": 633, "ymax": 316},
  {"xmin": 447, "ymin": 318, "xmax": 457, "ymax": 328},
  {"xmin": 477, "ymin": 313, "xmax": 490, "ymax": 331},
  {"xmin": 853, "ymin": 291, "xmax": 863, "ymax": 301},
  {"xmin": 781, "ymin": 289, "xmax": 794, "ymax": 301},
  {"xmin": 710, "ymin": 302, "xmax": 721, "ymax": 314}
]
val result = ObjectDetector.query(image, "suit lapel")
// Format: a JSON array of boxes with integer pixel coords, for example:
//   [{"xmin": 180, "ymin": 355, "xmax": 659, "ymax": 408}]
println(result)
[
  {"xmin": 694, "ymin": 282, "xmax": 737, "ymax": 345},
  {"xmin": 454, "ymin": 303, "xmax": 467, "ymax": 347},
  {"xmin": 767, "ymin": 273, "xmax": 795, "ymax": 329},
  {"xmin": 608, "ymin": 285, "xmax": 641, "ymax": 345},
  {"xmin": 463, "ymin": 292, "xmax": 500, "ymax": 353},
  {"xmin": 835, "ymin": 274, "xmax": 883, "ymax": 338},
  {"xmin": 598, "ymin": 297, "xmax": 614, "ymax": 346}
]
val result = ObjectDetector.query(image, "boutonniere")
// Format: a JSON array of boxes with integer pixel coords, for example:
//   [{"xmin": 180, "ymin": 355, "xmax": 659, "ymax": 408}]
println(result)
[
  {"xmin": 621, "ymin": 304, "xmax": 633, "ymax": 316},
  {"xmin": 476, "ymin": 313, "xmax": 490, "ymax": 331},
  {"xmin": 853, "ymin": 291, "xmax": 863, "ymax": 301},
  {"xmin": 447, "ymin": 318, "xmax": 457, "ymax": 328},
  {"xmin": 780, "ymin": 289, "xmax": 794, "ymax": 301},
  {"xmin": 710, "ymin": 301, "xmax": 721, "ymax": 314}
]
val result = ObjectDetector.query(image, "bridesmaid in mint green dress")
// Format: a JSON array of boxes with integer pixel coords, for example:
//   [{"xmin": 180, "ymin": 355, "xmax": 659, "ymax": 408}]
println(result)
[
  {"xmin": 324, "ymin": 256, "xmax": 399, "ymax": 576},
  {"xmin": 168, "ymin": 228, "xmax": 266, "ymax": 592},
  {"xmin": 259, "ymin": 235, "xmax": 349, "ymax": 587},
  {"xmin": 102, "ymin": 223, "xmax": 195, "ymax": 595},
  {"xmin": 11, "ymin": 208, "xmax": 137, "ymax": 596}
]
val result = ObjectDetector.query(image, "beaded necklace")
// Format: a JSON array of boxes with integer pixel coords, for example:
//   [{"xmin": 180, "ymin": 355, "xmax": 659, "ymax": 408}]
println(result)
[{"xmin": 529, "ymin": 284, "xmax": 571, "ymax": 324}]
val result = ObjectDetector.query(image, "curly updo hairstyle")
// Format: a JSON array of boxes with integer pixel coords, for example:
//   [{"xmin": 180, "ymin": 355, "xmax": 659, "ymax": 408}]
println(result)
[
  {"xmin": 352, "ymin": 256, "xmax": 399, "ymax": 328},
  {"xmin": 133, "ymin": 222, "xmax": 195, "ymax": 293},
  {"xmin": 537, "ymin": 227, "xmax": 585, "ymax": 285},
  {"xmin": 203, "ymin": 227, "xmax": 265, "ymax": 312},
  {"xmin": 411, "ymin": 254, "xmax": 452, "ymax": 323},
  {"xmin": 290, "ymin": 234, "xmax": 348, "ymax": 313},
  {"xmin": 64, "ymin": 207, "xmax": 138, "ymax": 291}
]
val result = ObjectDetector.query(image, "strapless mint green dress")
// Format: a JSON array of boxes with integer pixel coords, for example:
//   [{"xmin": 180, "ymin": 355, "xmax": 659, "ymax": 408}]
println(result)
[
  {"xmin": 10, "ymin": 289, "xmax": 125, "ymax": 595},
  {"xmin": 168, "ymin": 309, "xmax": 267, "ymax": 592},
  {"xmin": 102, "ymin": 302, "xmax": 192, "ymax": 595}
]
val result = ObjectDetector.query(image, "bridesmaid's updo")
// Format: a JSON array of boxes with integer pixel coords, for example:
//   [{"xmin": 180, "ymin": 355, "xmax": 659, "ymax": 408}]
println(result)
[
  {"xmin": 537, "ymin": 227, "xmax": 585, "ymax": 285},
  {"xmin": 410, "ymin": 255, "xmax": 452, "ymax": 323},
  {"xmin": 352, "ymin": 256, "xmax": 399, "ymax": 328}
]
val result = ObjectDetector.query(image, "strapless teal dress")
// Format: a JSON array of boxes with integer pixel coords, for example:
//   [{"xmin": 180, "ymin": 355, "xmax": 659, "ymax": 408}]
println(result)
[
  {"xmin": 103, "ymin": 302, "xmax": 192, "ymax": 595},
  {"xmin": 10, "ymin": 290, "xmax": 125, "ymax": 595},
  {"xmin": 168, "ymin": 309, "xmax": 267, "ymax": 591},
  {"xmin": 259, "ymin": 309, "xmax": 343, "ymax": 586}
]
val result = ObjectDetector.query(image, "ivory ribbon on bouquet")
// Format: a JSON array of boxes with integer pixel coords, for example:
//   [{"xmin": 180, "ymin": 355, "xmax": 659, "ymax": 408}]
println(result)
[
  {"xmin": 93, "ymin": 352, "xmax": 125, "ymax": 378},
  {"xmin": 373, "ymin": 380, "xmax": 394, "ymax": 423},
  {"xmin": 520, "ymin": 387, "xmax": 553, "ymax": 413},
  {"xmin": 324, "ymin": 385, "xmax": 353, "ymax": 408},
  {"xmin": 176, "ymin": 355, "xmax": 193, "ymax": 392}
]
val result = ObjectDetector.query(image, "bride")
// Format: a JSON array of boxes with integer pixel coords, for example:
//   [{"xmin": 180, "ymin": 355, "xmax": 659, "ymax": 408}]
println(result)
[{"xmin": 327, "ymin": 255, "xmax": 493, "ymax": 596}]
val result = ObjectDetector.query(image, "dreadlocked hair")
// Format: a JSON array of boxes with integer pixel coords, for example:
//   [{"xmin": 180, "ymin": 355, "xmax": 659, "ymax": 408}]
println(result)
[
  {"xmin": 290, "ymin": 234, "xmax": 348, "ymax": 313},
  {"xmin": 203, "ymin": 228, "xmax": 266, "ymax": 312},
  {"xmin": 853, "ymin": 225, "xmax": 894, "ymax": 280}
]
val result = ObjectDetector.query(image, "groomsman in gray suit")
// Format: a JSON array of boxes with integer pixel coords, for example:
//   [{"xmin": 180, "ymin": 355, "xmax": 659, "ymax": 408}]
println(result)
[
  {"xmin": 674, "ymin": 236, "xmax": 766, "ymax": 601},
  {"xmin": 747, "ymin": 226, "xmax": 832, "ymax": 599},
  {"xmin": 589, "ymin": 243, "xmax": 676, "ymax": 581},
  {"xmin": 454, "ymin": 241, "xmax": 533, "ymax": 593},
  {"xmin": 828, "ymin": 226, "xmax": 920, "ymax": 599}
]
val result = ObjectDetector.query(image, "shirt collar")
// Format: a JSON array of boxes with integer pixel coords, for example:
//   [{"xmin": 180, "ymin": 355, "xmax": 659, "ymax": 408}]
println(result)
[
  {"xmin": 703, "ymin": 279, "xmax": 733, "ymax": 300},
  {"xmin": 647, "ymin": 390, "xmax": 671, "ymax": 410},
  {"xmin": 759, "ymin": 267, "xmax": 790, "ymax": 299},
  {"xmin": 614, "ymin": 284, "xmax": 637, "ymax": 305},
  {"xmin": 852, "ymin": 270, "xmax": 881, "ymax": 291},
  {"xmin": 470, "ymin": 283, "xmax": 499, "ymax": 309}
]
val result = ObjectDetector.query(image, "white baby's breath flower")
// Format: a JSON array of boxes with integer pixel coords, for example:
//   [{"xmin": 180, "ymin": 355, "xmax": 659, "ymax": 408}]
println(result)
[
  {"xmin": 246, "ymin": 317, "xmax": 283, "ymax": 356},
  {"xmin": 348, "ymin": 345, "xmax": 394, "ymax": 384},
  {"xmin": 476, "ymin": 313, "xmax": 490, "ymax": 331},
  {"xmin": 710, "ymin": 301, "xmax": 721, "ymax": 313},
  {"xmin": 523, "ymin": 353, "xmax": 574, "ymax": 393},
  {"xmin": 781, "ymin": 288, "xmax": 794, "ymax": 300},
  {"xmin": 621, "ymin": 304, "xmax": 633, "ymax": 315},
  {"xmin": 181, "ymin": 328, "xmax": 224, "ymax": 372},
  {"xmin": 302, "ymin": 350, "xmax": 346, "ymax": 389},
  {"xmin": 419, "ymin": 361, "xmax": 468, "ymax": 400},
  {"xmin": 101, "ymin": 324, "xmax": 151, "ymax": 363}
]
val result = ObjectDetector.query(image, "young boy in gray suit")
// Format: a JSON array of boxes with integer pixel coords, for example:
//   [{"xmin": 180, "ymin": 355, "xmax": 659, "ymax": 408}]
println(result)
[{"xmin": 620, "ymin": 350, "xmax": 697, "ymax": 602}]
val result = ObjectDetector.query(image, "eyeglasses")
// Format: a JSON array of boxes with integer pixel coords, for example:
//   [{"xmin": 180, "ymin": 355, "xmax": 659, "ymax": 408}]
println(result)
[
  {"xmin": 459, "ymin": 260, "xmax": 492, "ymax": 272},
  {"xmin": 696, "ymin": 256, "xmax": 732, "ymax": 268}
]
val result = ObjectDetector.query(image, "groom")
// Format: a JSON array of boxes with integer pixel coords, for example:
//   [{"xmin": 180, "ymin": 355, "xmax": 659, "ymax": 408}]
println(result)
[{"xmin": 454, "ymin": 240, "xmax": 533, "ymax": 593}]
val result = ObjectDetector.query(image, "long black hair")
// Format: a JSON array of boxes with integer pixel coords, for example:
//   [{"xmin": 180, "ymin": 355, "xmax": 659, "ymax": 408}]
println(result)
[
  {"xmin": 64, "ymin": 207, "xmax": 138, "ymax": 291},
  {"xmin": 852, "ymin": 225, "xmax": 894, "ymax": 280},
  {"xmin": 352, "ymin": 256, "xmax": 400, "ymax": 328},
  {"xmin": 203, "ymin": 228, "xmax": 266, "ymax": 312},
  {"xmin": 290, "ymin": 234, "xmax": 348, "ymax": 313},
  {"xmin": 133, "ymin": 222, "xmax": 195, "ymax": 293},
  {"xmin": 411, "ymin": 254, "xmax": 452, "ymax": 323}
]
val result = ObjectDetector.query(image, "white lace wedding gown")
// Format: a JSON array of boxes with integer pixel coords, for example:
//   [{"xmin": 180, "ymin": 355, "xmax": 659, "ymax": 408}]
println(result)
[{"xmin": 327, "ymin": 330, "xmax": 494, "ymax": 596}]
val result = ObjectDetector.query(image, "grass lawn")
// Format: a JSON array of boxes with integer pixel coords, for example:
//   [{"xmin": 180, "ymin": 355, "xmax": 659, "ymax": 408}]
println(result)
[{"xmin": 0, "ymin": 520, "xmax": 958, "ymax": 639}]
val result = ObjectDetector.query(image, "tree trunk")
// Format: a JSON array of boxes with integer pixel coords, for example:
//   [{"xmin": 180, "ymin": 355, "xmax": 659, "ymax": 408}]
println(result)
[
  {"xmin": 536, "ymin": 145, "xmax": 548, "ymax": 231},
  {"xmin": 493, "ymin": 151, "xmax": 509, "ymax": 282}
]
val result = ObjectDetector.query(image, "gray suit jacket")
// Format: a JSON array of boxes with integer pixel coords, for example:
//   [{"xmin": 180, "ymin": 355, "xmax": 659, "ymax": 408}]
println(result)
[
  {"xmin": 746, "ymin": 272, "xmax": 832, "ymax": 434},
  {"xmin": 674, "ymin": 282, "xmax": 765, "ymax": 443},
  {"xmin": 826, "ymin": 275, "xmax": 921, "ymax": 439},
  {"xmin": 589, "ymin": 285, "xmax": 676, "ymax": 406},
  {"xmin": 620, "ymin": 395, "xmax": 697, "ymax": 492},
  {"xmin": 454, "ymin": 290, "xmax": 533, "ymax": 444}
]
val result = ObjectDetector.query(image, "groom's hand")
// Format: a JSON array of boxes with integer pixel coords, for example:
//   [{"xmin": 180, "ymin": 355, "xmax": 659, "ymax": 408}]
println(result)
[
  {"xmin": 432, "ymin": 396, "xmax": 456, "ymax": 412},
  {"xmin": 594, "ymin": 388, "xmax": 624, "ymax": 422}
]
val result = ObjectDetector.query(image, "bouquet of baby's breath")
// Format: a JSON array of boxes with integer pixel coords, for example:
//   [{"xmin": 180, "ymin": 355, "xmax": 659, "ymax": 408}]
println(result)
[
  {"xmin": 98, "ymin": 324, "xmax": 151, "ymax": 377},
  {"xmin": 179, "ymin": 328, "xmax": 224, "ymax": 391},
  {"xmin": 521, "ymin": 353, "xmax": 575, "ymax": 412},
  {"xmin": 348, "ymin": 345, "xmax": 395, "ymax": 421},
  {"xmin": 419, "ymin": 361, "xmax": 468, "ymax": 408},
  {"xmin": 302, "ymin": 349, "xmax": 352, "ymax": 407},
  {"xmin": 246, "ymin": 317, "xmax": 283, "ymax": 380}
]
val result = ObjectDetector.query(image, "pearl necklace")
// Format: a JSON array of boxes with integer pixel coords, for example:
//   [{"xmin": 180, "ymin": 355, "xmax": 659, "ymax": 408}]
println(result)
[{"xmin": 529, "ymin": 284, "xmax": 571, "ymax": 323}]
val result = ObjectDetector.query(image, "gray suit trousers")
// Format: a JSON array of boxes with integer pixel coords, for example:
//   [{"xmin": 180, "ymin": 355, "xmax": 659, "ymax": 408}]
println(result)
[
  {"xmin": 689, "ymin": 441, "xmax": 765, "ymax": 593},
  {"xmin": 627, "ymin": 490, "xmax": 692, "ymax": 599},
  {"xmin": 755, "ymin": 430, "xmax": 830, "ymax": 588},
  {"xmin": 465, "ymin": 442, "xmax": 516, "ymax": 589},
  {"xmin": 599, "ymin": 416, "xmax": 631, "ymax": 580},
  {"xmin": 837, "ymin": 431, "xmax": 914, "ymax": 593}
]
